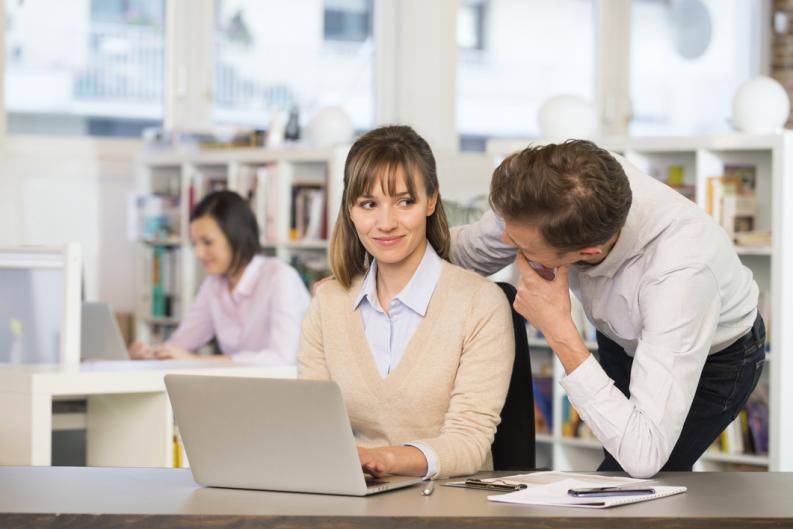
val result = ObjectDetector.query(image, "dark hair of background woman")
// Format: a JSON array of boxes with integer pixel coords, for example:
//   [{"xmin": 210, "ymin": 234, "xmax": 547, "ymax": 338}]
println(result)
[{"xmin": 190, "ymin": 190, "xmax": 261, "ymax": 277}]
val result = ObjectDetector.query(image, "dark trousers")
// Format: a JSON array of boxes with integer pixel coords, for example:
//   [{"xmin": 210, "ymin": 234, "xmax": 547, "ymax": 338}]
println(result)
[{"xmin": 596, "ymin": 315, "xmax": 766, "ymax": 471}]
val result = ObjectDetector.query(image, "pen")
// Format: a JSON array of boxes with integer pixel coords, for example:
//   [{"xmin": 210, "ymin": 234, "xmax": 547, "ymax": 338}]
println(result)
[
  {"xmin": 420, "ymin": 481, "xmax": 435, "ymax": 496},
  {"xmin": 464, "ymin": 479, "xmax": 528, "ymax": 492}
]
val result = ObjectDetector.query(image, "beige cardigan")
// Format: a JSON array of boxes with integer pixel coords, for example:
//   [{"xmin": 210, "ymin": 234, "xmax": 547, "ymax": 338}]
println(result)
[{"xmin": 298, "ymin": 260, "xmax": 515, "ymax": 478}]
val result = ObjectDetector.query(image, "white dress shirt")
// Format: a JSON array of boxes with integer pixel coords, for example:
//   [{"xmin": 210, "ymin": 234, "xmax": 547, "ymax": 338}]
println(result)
[
  {"xmin": 354, "ymin": 243, "xmax": 443, "ymax": 478},
  {"xmin": 450, "ymin": 154, "xmax": 759, "ymax": 477}
]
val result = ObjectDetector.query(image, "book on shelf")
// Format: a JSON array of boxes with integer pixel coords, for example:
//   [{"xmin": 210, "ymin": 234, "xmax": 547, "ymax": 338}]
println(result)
[
  {"xmin": 532, "ymin": 356, "xmax": 554, "ymax": 434},
  {"xmin": 561, "ymin": 395, "xmax": 596, "ymax": 441},
  {"xmin": 706, "ymin": 164, "xmax": 769, "ymax": 246},
  {"xmin": 150, "ymin": 245, "xmax": 181, "ymax": 319},
  {"xmin": 664, "ymin": 164, "xmax": 696, "ymax": 202},
  {"xmin": 247, "ymin": 165, "xmax": 283, "ymax": 243},
  {"xmin": 289, "ymin": 184, "xmax": 326, "ymax": 241}
]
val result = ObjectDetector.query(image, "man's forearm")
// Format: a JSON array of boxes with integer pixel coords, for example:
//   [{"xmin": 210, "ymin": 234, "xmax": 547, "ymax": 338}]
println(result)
[{"xmin": 545, "ymin": 321, "xmax": 591, "ymax": 374}]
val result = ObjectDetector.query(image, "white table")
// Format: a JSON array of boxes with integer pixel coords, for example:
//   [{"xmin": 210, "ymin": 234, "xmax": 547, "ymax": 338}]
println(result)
[{"xmin": 0, "ymin": 360, "xmax": 296, "ymax": 467}]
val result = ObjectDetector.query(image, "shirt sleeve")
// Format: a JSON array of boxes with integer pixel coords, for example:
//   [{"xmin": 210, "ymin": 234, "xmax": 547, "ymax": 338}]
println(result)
[
  {"xmin": 166, "ymin": 279, "xmax": 215, "ymax": 351},
  {"xmin": 415, "ymin": 281, "xmax": 515, "ymax": 478},
  {"xmin": 560, "ymin": 265, "xmax": 721, "ymax": 478},
  {"xmin": 403, "ymin": 441, "xmax": 440, "ymax": 480},
  {"xmin": 230, "ymin": 266, "xmax": 311, "ymax": 365},
  {"xmin": 449, "ymin": 209, "xmax": 517, "ymax": 276}
]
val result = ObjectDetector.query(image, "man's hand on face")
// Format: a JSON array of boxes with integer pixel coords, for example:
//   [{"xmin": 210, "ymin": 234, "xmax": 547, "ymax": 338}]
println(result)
[{"xmin": 513, "ymin": 254, "xmax": 574, "ymax": 340}]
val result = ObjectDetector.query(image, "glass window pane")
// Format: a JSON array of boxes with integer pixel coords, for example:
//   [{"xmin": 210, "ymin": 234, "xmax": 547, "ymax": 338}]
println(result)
[
  {"xmin": 214, "ymin": 0, "xmax": 375, "ymax": 132},
  {"xmin": 457, "ymin": 0, "xmax": 595, "ymax": 145},
  {"xmin": 630, "ymin": 0, "xmax": 759, "ymax": 135},
  {"xmin": 4, "ymin": 0, "xmax": 165, "ymax": 137}
]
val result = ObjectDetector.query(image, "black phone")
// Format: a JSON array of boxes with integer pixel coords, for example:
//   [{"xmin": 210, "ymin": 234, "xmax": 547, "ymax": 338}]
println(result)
[{"xmin": 568, "ymin": 486, "xmax": 656, "ymax": 497}]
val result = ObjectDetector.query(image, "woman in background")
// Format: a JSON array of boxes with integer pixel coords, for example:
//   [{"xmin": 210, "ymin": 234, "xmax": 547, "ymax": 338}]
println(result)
[
  {"xmin": 299, "ymin": 125, "xmax": 514, "ymax": 479},
  {"xmin": 129, "ymin": 190, "xmax": 310, "ymax": 364}
]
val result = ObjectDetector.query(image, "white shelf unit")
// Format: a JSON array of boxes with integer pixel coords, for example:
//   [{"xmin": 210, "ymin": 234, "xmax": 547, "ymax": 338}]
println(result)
[
  {"xmin": 488, "ymin": 133, "xmax": 793, "ymax": 472},
  {"xmin": 134, "ymin": 146, "xmax": 348, "ymax": 344}
]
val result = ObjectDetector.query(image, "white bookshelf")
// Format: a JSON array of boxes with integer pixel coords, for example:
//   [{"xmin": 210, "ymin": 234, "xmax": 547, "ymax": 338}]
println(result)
[
  {"xmin": 133, "ymin": 145, "xmax": 348, "ymax": 344},
  {"xmin": 488, "ymin": 133, "xmax": 793, "ymax": 472}
]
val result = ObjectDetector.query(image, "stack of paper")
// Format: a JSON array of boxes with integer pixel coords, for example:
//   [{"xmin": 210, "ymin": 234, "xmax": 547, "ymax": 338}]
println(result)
[{"xmin": 473, "ymin": 472, "xmax": 686, "ymax": 509}]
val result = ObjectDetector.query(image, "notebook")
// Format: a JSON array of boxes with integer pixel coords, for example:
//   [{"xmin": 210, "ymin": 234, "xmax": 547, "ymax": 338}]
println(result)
[{"xmin": 480, "ymin": 472, "xmax": 686, "ymax": 509}]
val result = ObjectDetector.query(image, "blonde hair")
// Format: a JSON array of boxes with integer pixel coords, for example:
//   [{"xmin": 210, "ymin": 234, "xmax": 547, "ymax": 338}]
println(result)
[{"xmin": 330, "ymin": 125, "xmax": 450, "ymax": 288}]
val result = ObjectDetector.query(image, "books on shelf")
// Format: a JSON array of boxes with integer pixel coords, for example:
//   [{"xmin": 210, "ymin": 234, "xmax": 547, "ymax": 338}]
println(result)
[
  {"xmin": 290, "ymin": 184, "xmax": 327, "ymax": 241},
  {"xmin": 532, "ymin": 356, "xmax": 554, "ymax": 434},
  {"xmin": 706, "ymin": 164, "xmax": 770, "ymax": 247},
  {"xmin": 149, "ymin": 245, "xmax": 181, "ymax": 320}
]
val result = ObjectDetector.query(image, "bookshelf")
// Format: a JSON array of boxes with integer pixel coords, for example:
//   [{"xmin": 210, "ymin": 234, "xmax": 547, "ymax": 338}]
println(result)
[
  {"xmin": 133, "ymin": 145, "xmax": 348, "ymax": 345},
  {"xmin": 487, "ymin": 133, "xmax": 793, "ymax": 472}
]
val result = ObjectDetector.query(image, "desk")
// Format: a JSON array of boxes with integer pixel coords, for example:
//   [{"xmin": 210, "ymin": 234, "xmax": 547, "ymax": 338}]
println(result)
[
  {"xmin": 0, "ymin": 467, "xmax": 791, "ymax": 528},
  {"xmin": 0, "ymin": 361, "xmax": 296, "ymax": 467}
]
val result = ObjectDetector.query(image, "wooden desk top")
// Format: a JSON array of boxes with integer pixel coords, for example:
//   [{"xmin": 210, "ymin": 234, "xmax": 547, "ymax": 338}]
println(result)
[{"xmin": 1, "ymin": 467, "xmax": 791, "ymax": 528}]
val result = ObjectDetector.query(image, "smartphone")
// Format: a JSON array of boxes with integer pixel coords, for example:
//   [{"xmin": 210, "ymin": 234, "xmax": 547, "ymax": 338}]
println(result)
[{"xmin": 568, "ymin": 486, "xmax": 656, "ymax": 497}]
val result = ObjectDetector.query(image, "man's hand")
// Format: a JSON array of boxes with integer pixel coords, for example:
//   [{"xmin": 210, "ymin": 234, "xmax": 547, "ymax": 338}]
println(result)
[
  {"xmin": 514, "ymin": 255, "xmax": 573, "ymax": 336},
  {"xmin": 514, "ymin": 255, "xmax": 590, "ymax": 374}
]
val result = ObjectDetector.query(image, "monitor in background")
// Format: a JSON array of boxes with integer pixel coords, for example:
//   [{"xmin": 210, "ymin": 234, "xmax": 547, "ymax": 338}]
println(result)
[{"xmin": 0, "ymin": 245, "xmax": 81, "ymax": 366}]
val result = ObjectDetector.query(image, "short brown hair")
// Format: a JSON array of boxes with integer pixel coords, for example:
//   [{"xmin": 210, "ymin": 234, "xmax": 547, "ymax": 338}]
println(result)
[
  {"xmin": 330, "ymin": 125, "xmax": 450, "ymax": 288},
  {"xmin": 489, "ymin": 139, "xmax": 632, "ymax": 252}
]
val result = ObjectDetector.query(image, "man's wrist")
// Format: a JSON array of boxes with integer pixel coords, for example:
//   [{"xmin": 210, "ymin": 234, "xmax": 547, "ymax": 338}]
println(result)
[{"xmin": 545, "ymin": 322, "xmax": 591, "ymax": 374}]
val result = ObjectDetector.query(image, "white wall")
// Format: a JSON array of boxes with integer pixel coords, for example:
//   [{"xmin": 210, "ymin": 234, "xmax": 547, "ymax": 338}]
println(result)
[{"xmin": 0, "ymin": 137, "xmax": 139, "ymax": 312}]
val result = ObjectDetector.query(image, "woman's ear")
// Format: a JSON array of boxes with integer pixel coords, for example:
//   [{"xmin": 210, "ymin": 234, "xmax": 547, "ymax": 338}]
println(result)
[{"xmin": 426, "ymin": 192, "xmax": 439, "ymax": 216}]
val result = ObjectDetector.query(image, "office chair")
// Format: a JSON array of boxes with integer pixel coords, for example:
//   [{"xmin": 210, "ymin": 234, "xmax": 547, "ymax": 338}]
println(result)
[{"xmin": 491, "ymin": 282, "xmax": 536, "ymax": 470}]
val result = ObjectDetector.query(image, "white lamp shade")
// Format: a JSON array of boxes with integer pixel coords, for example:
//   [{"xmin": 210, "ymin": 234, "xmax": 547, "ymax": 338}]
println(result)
[
  {"xmin": 732, "ymin": 76, "xmax": 790, "ymax": 134},
  {"xmin": 306, "ymin": 106, "xmax": 354, "ymax": 146},
  {"xmin": 537, "ymin": 95, "xmax": 598, "ymax": 139}
]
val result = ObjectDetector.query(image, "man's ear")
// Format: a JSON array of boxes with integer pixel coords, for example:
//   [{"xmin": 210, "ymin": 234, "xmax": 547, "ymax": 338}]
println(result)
[
  {"xmin": 578, "ymin": 246, "xmax": 603, "ymax": 258},
  {"xmin": 426, "ymin": 192, "xmax": 439, "ymax": 216}
]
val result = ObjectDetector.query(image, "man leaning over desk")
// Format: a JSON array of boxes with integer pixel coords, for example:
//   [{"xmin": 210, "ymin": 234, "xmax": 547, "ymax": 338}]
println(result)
[{"xmin": 450, "ymin": 139, "xmax": 766, "ymax": 478}]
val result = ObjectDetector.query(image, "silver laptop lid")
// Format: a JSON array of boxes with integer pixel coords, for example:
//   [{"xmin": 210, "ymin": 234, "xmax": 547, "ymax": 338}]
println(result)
[
  {"xmin": 81, "ymin": 302, "xmax": 128, "ymax": 361},
  {"xmin": 165, "ymin": 375, "xmax": 372, "ymax": 495}
]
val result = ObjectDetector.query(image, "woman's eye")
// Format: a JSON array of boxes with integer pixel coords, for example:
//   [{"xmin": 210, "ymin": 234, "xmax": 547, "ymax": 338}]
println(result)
[
  {"xmin": 398, "ymin": 198, "xmax": 415, "ymax": 207},
  {"xmin": 358, "ymin": 201, "xmax": 375, "ymax": 210}
]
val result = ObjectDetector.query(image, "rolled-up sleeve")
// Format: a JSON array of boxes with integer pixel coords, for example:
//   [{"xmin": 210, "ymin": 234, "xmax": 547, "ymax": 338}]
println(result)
[{"xmin": 560, "ymin": 265, "xmax": 721, "ymax": 478}]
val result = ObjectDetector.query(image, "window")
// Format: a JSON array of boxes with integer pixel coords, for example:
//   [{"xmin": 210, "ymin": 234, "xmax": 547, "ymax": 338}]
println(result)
[
  {"xmin": 629, "ymin": 0, "xmax": 761, "ymax": 135},
  {"xmin": 456, "ymin": 0, "xmax": 596, "ymax": 149},
  {"xmin": 214, "ymin": 0, "xmax": 375, "ymax": 132},
  {"xmin": 324, "ymin": 0, "xmax": 372, "ymax": 43},
  {"xmin": 458, "ymin": 0, "xmax": 486, "ymax": 51},
  {"xmin": 4, "ymin": 0, "xmax": 165, "ymax": 137}
]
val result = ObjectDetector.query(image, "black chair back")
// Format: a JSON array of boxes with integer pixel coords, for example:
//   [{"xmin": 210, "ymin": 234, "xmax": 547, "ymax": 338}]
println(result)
[{"xmin": 491, "ymin": 282, "xmax": 536, "ymax": 470}]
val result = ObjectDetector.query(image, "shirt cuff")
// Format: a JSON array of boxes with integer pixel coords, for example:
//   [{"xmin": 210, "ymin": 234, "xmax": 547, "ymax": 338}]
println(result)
[
  {"xmin": 559, "ymin": 354, "xmax": 613, "ymax": 409},
  {"xmin": 403, "ymin": 441, "xmax": 439, "ymax": 480}
]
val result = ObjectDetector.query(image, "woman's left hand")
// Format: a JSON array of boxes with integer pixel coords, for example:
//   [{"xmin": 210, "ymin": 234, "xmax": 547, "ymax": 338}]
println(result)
[{"xmin": 357, "ymin": 446, "xmax": 394, "ymax": 477}]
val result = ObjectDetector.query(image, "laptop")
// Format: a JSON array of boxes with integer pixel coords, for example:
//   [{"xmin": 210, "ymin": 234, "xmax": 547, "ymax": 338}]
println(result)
[
  {"xmin": 81, "ymin": 302, "xmax": 129, "ymax": 361},
  {"xmin": 164, "ymin": 374, "xmax": 422, "ymax": 496}
]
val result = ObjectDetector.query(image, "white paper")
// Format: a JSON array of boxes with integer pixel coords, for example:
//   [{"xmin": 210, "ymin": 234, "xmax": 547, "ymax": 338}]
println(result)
[{"xmin": 483, "ymin": 474, "xmax": 686, "ymax": 509}]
